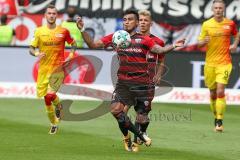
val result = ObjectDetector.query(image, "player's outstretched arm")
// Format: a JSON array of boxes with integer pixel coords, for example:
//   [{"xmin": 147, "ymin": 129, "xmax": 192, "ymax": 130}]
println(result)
[
  {"xmin": 151, "ymin": 39, "xmax": 185, "ymax": 54},
  {"xmin": 76, "ymin": 17, "xmax": 104, "ymax": 49}
]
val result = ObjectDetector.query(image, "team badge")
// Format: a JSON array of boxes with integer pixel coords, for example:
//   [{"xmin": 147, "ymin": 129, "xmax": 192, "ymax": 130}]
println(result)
[
  {"xmin": 144, "ymin": 101, "xmax": 149, "ymax": 106},
  {"xmin": 135, "ymin": 38, "xmax": 142, "ymax": 43}
]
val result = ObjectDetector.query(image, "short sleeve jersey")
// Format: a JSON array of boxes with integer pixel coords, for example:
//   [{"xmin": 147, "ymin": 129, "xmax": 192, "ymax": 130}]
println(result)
[
  {"xmin": 30, "ymin": 25, "xmax": 74, "ymax": 73},
  {"xmin": 198, "ymin": 18, "xmax": 238, "ymax": 66}
]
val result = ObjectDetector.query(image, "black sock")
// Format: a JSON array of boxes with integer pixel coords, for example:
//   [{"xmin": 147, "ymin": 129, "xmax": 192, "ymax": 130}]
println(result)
[
  {"xmin": 117, "ymin": 112, "xmax": 129, "ymax": 136},
  {"xmin": 134, "ymin": 121, "xmax": 141, "ymax": 143},
  {"xmin": 140, "ymin": 122, "xmax": 149, "ymax": 133},
  {"xmin": 116, "ymin": 112, "xmax": 143, "ymax": 139},
  {"xmin": 216, "ymin": 119, "xmax": 223, "ymax": 127}
]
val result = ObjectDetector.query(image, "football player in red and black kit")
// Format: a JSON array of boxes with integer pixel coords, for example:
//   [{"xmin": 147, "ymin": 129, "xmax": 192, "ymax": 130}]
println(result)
[
  {"xmin": 132, "ymin": 9, "xmax": 166, "ymax": 152},
  {"xmin": 76, "ymin": 9, "xmax": 185, "ymax": 152}
]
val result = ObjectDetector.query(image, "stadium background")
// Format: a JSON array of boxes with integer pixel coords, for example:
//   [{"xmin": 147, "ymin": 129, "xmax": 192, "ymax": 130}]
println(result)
[{"xmin": 1, "ymin": 1, "xmax": 240, "ymax": 160}]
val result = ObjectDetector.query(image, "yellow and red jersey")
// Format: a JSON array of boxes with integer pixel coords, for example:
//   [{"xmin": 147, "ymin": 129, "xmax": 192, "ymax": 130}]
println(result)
[
  {"xmin": 30, "ymin": 25, "xmax": 74, "ymax": 74},
  {"xmin": 198, "ymin": 17, "xmax": 238, "ymax": 66}
]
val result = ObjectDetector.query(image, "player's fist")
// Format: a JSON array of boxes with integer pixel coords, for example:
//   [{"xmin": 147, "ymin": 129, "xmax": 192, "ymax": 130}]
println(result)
[
  {"xmin": 76, "ymin": 16, "xmax": 84, "ymax": 31},
  {"xmin": 174, "ymin": 38, "xmax": 186, "ymax": 48},
  {"xmin": 204, "ymin": 36, "xmax": 210, "ymax": 44},
  {"xmin": 200, "ymin": 36, "xmax": 210, "ymax": 45},
  {"xmin": 229, "ymin": 44, "xmax": 237, "ymax": 53},
  {"xmin": 38, "ymin": 52, "xmax": 46, "ymax": 59}
]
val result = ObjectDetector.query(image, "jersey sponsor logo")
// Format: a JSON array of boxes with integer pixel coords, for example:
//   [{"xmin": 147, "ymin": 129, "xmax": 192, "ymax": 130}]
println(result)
[
  {"xmin": 42, "ymin": 41, "xmax": 61, "ymax": 46},
  {"xmin": 118, "ymin": 48, "xmax": 143, "ymax": 53}
]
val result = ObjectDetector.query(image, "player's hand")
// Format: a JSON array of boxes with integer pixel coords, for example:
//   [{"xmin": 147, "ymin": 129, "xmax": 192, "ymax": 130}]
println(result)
[
  {"xmin": 36, "ymin": 52, "xmax": 46, "ymax": 59},
  {"xmin": 174, "ymin": 38, "xmax": 186, "ymax": 48},
  {"xmin": 229, "ymin": 44, "xmax": 237, "ymax": 53},
  {"xmin": 76, "ymin": 16, "xmax": 84, "ymax": 31},
  {"xmin": 198, "ymin": 36, "xmax": 210, "ymax": 47},
  {"xmin": 203, "ymin": 36, "xmax": 210, "ymax": 44}
]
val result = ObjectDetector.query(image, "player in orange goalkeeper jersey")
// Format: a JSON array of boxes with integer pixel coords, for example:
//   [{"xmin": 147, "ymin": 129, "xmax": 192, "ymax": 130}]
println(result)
[
  {"xmin": 198, "ymin": 0, "xmax": 239, "ymax": 132},
  {"xmin": 29, "ymin": 4, "xmax": 76, "ymax": 134}
]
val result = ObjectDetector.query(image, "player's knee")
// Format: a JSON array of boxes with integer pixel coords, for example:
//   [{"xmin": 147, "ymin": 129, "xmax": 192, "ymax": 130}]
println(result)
[
  {"xmin": 110, "ymin": 102, "xmax": 124, "ymax": 117},
  {"xmin": 44, "ymin": 93, "xmax": 57, "ymax": 106},
  {"xmin": 217, "ymin": 91, "xmax": 225, "ymax": 98},
  {"xmin": 136, "ymin": 113, "xmax": 149, "ymax": 124},
  {"xmin": 210, "ymin": 91, "xmax": 217, "ymax": 99},
  {"xmin": 44, "ymin": 94, "xmax": 52, "ymax": 106}
]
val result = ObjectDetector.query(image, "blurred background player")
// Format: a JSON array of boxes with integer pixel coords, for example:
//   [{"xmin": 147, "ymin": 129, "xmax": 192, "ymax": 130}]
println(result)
[
  {"xmin": 198, "ymin": 0, "xmax": 239, "ymax": 132},
  {"xmin": 131, "ymin": 9, "xmax": 166, "ymax": 152},
  {"xmin": 29, "ymin": 4, "xmax": 76, "ymax": 134},
  {"xmin": 62, "ymin": 6, "xmax": 83, "ymax": 48},
  {"xmin": 0, "ymin": 14, "xmax": 16, "ymax": 46},
  {"xmin": 76, "ymin": 9, "xmax": 185, "ymax": 151}
]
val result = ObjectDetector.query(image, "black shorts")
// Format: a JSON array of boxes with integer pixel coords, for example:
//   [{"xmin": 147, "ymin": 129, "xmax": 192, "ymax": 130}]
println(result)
[{"xmin": 111, "ymin": 81, "xmax": 155, "ymax": 114}]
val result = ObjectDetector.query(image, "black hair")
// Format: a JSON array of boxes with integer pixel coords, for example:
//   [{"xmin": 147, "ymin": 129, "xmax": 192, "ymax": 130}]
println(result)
[{"xmin": 123, "ymin": 9, "xmax": 139, "ymax": 21}]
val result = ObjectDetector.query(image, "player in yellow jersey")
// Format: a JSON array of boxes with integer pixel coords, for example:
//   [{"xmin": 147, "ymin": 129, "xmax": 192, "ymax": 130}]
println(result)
[
  {"xmin": 29, "ymin": 5, "xmax": 76, "ymax": 134},
  {"xmin": 198, "ymin": 0, "xmax": 239, "ymax": 132}
]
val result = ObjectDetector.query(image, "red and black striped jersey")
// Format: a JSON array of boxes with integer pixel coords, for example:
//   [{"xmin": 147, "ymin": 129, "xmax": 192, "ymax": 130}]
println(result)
[{"xmin": 101, "ymin": 32, "xmax": 158, "ymax": 84}]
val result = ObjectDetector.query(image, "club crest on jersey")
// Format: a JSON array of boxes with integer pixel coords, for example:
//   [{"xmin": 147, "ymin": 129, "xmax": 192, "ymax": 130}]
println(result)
[
  {"xmin": 144, "ymin": 101, "xmax": 149, "ymax": 106},
  {"xmin": 135, "ymin": 38, "xmax": 142, "ymax": 43},
  {"xmin": 55, "ymin": 34, "xmax": 64, "ymax": 38},
  {"xmin": 147, "ymin": 54, "xmax": 154, "ymax": 59}
]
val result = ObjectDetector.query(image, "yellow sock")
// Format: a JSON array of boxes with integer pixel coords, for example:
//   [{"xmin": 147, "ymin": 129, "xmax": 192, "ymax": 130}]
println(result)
[
  {"xmin": 210, "ymin": 98, "xmax": 217, "ymax": 118},
  {"xmin": 45, "ymin": 105, "xmax": 58, "ymax": 125},
  {"xmin": 52, "ymin": 95, "xmax": 60, "ymax": 106},
  {"xmin": 216, "ymin": 97, "xmax": 226, "ymax": 120}
]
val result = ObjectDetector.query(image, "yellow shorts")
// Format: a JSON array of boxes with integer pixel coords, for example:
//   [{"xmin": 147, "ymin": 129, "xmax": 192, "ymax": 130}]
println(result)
[
  {"xmin": 204, "ymin": 64, "xmax": 232, "ymax": 90},
  {"xmin": 36, "ymin": 71, "xmax": 64, "ymax": 97}
]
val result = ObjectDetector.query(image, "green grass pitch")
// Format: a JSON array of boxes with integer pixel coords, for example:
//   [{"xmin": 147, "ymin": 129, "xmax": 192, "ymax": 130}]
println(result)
[{"xmin": 0, "ymin": 98, "xmax": 240, "ymax": 160}]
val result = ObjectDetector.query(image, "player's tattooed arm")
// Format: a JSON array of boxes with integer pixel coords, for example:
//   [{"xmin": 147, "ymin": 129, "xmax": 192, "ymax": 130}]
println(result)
[
  {"xmin": 230, "ymin": 32, "xmax": 240, "ymax": 53},
  {"xmin": 76, "ymin": 17, "xmax": 104, "ymax": 49},
  {"xmin": 81, "ymin": 31, "xmax": 104, "ymax": 49},
  {"xmin": 151, "ymin": 44, "xmax": 175, "ymax": 54},
  {"xmin": 153, "ymin": 59, "xmax": 165, "ymax": 84},
  {"xmin": 151, "ymin": 39, "xmax": 185, "ymax": 54},
  {"xmin": 29, "ymin": 46, "xmax": 45, "ymax": 58}
]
